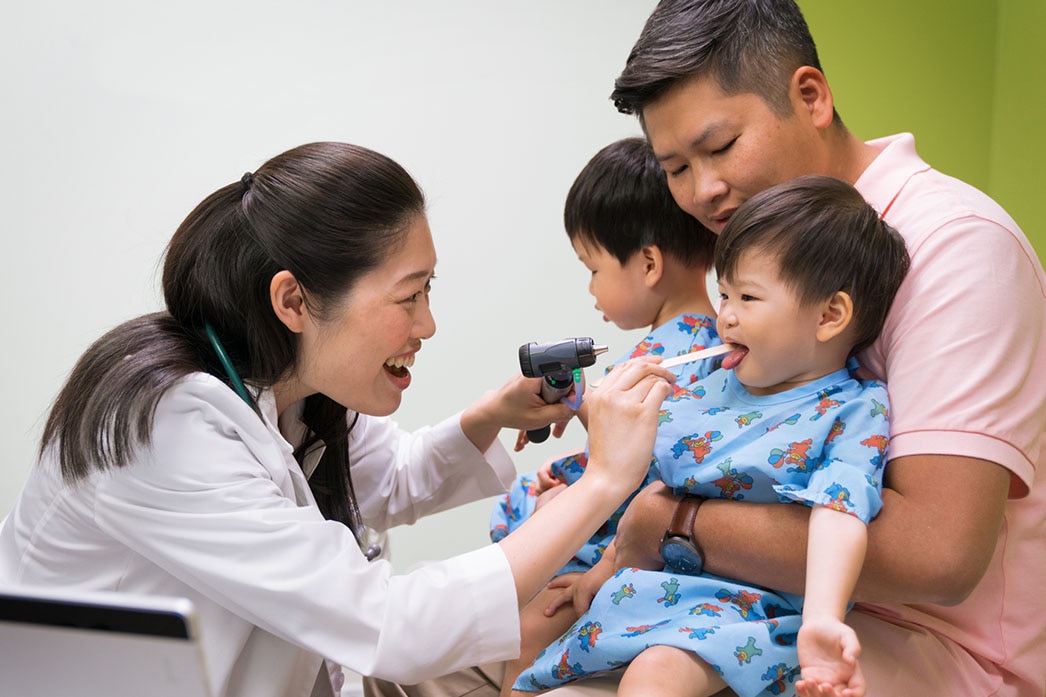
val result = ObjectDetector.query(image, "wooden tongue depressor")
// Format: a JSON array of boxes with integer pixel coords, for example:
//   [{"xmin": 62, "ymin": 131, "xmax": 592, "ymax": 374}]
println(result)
[
  {"xmin": 659, "ymin": 343, "xmax": 736, "ymax": 369},
  {"xmin": 591, "ymin": 343, "xmax": 736, "ymax": 387}
]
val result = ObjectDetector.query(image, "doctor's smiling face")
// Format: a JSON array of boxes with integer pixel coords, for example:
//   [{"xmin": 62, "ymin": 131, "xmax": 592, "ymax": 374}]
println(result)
[{"xmin": 272, "ymin": 215, "xmax": 438, "ymax": 417}]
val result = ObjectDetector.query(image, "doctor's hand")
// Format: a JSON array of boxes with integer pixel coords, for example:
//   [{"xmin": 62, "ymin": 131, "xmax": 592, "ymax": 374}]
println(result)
[
  {"xmin": 613, "ymin": 480, "xmax": 681, "ymax": 572},
  {"xmin": 582, "ymin": 357, "xmax": 674, "ymax": 496},
  {"xmin": 461, "ymin": 373, "xmax": 577, "ymax": 454},
  {"xmin": 512, "ymin": 415, "xmax": 574, "ymax": 452}
]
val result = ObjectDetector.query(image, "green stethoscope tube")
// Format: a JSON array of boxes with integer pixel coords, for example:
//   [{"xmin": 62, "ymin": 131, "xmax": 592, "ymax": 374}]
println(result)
[{"xmin": 204, "ymin": 322, "xmax": 254, "ymax": 408}]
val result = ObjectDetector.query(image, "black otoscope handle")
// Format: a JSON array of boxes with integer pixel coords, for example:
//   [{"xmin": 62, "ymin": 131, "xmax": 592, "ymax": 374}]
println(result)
[
  {"xmin": 519, "ymin": 338, "xmax": 606, "ymax": 444},
  {"xmin": 526, "ymin": 372, "xmax": 575, "ymax": 443}
]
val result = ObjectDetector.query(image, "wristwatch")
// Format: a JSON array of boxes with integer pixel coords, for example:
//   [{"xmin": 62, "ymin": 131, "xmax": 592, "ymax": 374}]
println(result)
[{"xmin": 659, "ymin": 495, "xmax": 705, "ymax": 575}]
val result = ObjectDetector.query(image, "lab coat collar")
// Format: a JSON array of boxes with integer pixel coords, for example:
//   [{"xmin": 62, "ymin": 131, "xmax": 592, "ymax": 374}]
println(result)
[{"xmin": 253, "ymin": 387, "xmax": 320, "ymax": 508}]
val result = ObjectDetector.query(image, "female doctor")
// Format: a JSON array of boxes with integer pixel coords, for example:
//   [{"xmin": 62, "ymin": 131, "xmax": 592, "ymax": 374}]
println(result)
[{"xmin": 0, "ymin": 142, "xmax": 675, "ymax": 697}]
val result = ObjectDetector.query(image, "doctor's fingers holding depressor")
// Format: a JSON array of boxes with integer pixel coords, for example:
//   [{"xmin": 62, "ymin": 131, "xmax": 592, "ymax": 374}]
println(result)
[{"xmin": 583, "ymin": 357, "xmax": 675, "ymax": 491}]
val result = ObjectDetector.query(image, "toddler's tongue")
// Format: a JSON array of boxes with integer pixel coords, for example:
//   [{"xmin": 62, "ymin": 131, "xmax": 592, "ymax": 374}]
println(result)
[{"xmin": 721, "ymin": 346, "xmax": 749, "ymax": 370}]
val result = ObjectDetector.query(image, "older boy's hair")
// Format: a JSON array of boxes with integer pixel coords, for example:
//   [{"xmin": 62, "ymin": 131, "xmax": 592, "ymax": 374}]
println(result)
[
  {"xmin": 715, "ymin": 175, "xmax": 910, "ymax": 355},
  {"xmin": 564, "ymin": 137, "xmax": 715, "ymax": 268},
  {"xmin": 612, "ymin": 0, "xmax": 828, "ymax": 122}
]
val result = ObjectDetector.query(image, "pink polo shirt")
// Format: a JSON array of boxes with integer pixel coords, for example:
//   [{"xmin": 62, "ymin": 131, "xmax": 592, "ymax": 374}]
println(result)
[{"xmin": 852, "ymin": 134, "xmax": 1046, "ymax": 696}]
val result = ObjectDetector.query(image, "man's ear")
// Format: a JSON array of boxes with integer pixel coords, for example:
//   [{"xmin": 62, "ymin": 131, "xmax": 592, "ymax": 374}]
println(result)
[
  {"xmin": 816, "ymin": 290, "xmax": 854, "ymax": 343},
  {"xmin": 641, "ymin": 245, "xmax": 665, "ymax": 288},
  {"xmin": 270, "ymin": 270, "xmax": 307, "ymax": 334},
  {"xmin": 791, "ymin": 66, "xmax": 835, "ymax": 130}
]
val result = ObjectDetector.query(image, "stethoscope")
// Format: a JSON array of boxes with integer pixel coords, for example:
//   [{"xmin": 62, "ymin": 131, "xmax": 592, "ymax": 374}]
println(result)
[{"xmin": 205, "ymin": 322, "xmax": 382, "ymax": 561}]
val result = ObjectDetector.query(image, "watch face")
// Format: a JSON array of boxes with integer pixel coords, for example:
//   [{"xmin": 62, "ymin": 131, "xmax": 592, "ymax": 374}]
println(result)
[{"xmin": 660, "ymin": 538, "xmax": 703, "ymax": 575}]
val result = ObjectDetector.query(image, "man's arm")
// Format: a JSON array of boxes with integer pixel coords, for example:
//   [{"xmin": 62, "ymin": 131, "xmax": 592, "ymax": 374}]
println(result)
[
  {"xmin": 614, "ymin": 454, "xmax": 1010, "ymax": 605},
  {"xmin": 857, "ymin": 453, "xmax": 1008, "ymax": 604}
]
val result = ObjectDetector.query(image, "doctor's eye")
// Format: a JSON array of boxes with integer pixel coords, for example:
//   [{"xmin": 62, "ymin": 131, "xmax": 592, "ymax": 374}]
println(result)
[{"xmin": 405, "ymin": 278, "xmax": 434, "ymax": 303}]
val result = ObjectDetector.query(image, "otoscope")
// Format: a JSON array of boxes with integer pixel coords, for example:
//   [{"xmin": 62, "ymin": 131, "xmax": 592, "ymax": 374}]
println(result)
[{"xmin": 518, "ymin": 337, "xmax": 608, "ymax": 443}]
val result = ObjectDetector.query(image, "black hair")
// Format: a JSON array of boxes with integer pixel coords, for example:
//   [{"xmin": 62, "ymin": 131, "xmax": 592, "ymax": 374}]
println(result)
[
  {"xmin": 715, "ymin": 174, "xmax": 910, "ymax": 354},
  {"xmin": 564, "ymin": 136, "xmax": 715, "ymax": 267},
  {"xmin": 40, "ymin": 142, "xmax": 425, "ymax": 531},
  {"xmin": 612, "ymin": 0, "xmax": 833, "ymax": 122}
]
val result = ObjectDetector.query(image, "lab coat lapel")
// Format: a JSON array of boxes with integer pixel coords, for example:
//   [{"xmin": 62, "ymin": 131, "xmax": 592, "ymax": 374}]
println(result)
[{"xmin": 256, "ymin": 390, "xmax": 319, "ymax": 508}]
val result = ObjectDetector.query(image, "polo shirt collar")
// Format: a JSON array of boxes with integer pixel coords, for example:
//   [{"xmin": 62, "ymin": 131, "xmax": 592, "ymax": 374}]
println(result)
[{"xmin": 854, "ymin": 132, "xmax": 932, "ymax": 218}]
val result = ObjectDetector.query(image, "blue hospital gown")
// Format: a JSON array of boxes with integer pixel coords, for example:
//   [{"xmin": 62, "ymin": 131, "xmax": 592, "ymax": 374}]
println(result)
[
  {"xmin": 490, "ymin": 314, "xmax": 720, "ymax": 574},
  {"xmin": 516, "ymin": 363, "xmax": 889, "ymax": 697}
]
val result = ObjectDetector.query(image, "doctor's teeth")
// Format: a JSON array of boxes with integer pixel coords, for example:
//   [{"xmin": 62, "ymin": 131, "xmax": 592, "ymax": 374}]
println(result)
[{"xmin": 385, "ymin": 355, "xmax": 415, "ymax": 369}]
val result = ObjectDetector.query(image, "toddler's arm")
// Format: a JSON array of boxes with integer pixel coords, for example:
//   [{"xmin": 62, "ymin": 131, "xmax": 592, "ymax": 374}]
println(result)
[{"xmin": 795, "ymin": 505, "xmax": 867, "ymax": 697}]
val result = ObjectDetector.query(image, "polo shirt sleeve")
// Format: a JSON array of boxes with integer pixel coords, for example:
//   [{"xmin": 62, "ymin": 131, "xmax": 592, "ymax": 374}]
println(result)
[{"xmin": 865, "ymin": 207, "xmax": 1045, "ymax": 497}]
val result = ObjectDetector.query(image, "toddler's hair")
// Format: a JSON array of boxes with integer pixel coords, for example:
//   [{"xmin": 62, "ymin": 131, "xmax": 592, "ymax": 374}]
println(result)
[
  {"xmin": 715, "ymin": 174, "xmax": 910, "ymax": 354},
  {"xmin": 565, "ymin": 137, "xmax": 715, "ymax": 268}
]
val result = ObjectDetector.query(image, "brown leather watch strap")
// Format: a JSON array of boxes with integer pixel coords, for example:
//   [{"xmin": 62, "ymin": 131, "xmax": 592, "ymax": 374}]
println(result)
[{"xmin": 666, "ymin": 495, "xmax": 704, "ymax": 539}]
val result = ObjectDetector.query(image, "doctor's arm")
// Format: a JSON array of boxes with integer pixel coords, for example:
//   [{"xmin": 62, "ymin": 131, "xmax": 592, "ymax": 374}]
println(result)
[
  {"xmin": 496, "ymin": 358, "xmax": 673, "ymax": 606},
  {"xmin": 349, "ymin": 372, "xmax": 576, "ymax": 529}
]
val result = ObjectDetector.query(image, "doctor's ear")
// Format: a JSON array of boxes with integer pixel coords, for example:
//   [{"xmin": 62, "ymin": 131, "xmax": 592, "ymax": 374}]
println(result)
[{"xmin": 270, "ymin": 270, "xmax": 307, "ymax": 334}]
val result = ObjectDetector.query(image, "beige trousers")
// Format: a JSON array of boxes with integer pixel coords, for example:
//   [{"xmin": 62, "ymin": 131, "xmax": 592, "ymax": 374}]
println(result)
[{"xmin": 362, "ymin": 663, "xmax": 737, "ymax": 697}]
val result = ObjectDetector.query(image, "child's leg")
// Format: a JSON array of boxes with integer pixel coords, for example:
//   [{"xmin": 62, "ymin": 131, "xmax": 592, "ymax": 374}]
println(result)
[
  {"xmin": 502, "ymin": 578, "xmax": 582, "ymax": 697},
  {"xmin": 618, "ymin": 645, "xmax": 726, "ymax": 697}
]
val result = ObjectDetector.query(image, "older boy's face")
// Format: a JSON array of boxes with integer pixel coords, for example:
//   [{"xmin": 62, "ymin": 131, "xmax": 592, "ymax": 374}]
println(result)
[{"xmin": 643, "ymin": 75, "xmax": 827, "ymax": 234}]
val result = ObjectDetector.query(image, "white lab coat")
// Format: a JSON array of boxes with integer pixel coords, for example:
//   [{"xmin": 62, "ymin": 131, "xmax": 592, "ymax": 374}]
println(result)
[{"xmin": 0, "ymin": 373, "xmax": 522, "ymax": 697}]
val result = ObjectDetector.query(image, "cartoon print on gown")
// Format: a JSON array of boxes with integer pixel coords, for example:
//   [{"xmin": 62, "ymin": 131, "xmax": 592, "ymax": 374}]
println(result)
[{"xmin": 490, "ymin": 314, "xmax": 721, "ymax": 575}]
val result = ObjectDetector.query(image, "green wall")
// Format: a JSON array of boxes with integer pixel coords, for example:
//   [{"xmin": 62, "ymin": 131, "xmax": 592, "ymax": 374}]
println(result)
[
  {"xmin": 799, "ymin": 0, "xmax": 1045, "ymax": 262},
  {"xmin": 990, "ymin": 0, "xmax": 1046, "ymax": 259}
]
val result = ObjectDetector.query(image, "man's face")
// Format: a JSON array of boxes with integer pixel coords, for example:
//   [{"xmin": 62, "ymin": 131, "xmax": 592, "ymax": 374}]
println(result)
[{"xmin": 643, "ymin": 74, "xmax": 827, "ymax": 234}]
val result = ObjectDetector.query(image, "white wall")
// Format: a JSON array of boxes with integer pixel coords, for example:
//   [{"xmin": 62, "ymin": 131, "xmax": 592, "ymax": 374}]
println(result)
[{"xmin": 0, "ymin": 1, "xmax": 660, "ymax": 572}]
